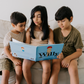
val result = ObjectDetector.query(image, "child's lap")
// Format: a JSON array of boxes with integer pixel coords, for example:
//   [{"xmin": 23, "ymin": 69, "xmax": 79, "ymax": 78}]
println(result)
[
  {"xmin": 0, "ymin": 58, "xmax": 12, "ymax": 71},
  {"xmin": 13, "ymin": 58, "xmax": 23, "ymax": 68},
  {"xmin": 50, "ymin": 58, "xmax": 78, "ymax": 70},
  {"xmin": 0, "ymin": 58, "xmax": 23, "ymax": 71},
  {"xmin": 70, "ymin": 58, "xmax": 78, "ymax": 66},
  {"xmin": 39, "ymin": 60, "xmax": 51, "ymax": 65}
]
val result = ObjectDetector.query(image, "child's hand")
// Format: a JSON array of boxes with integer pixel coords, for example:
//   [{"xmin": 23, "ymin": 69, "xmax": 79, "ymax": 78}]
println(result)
[
  {"xmin": 61, "ymin": 57, "xmax": 70, "ymax": 68},
  {"xmin": 57, "ymin": 53, "xmax": 64, "ymax": 60},
  {"xmin": 12, "ymin": 58, "xmax": 22, "ymax": 66}
]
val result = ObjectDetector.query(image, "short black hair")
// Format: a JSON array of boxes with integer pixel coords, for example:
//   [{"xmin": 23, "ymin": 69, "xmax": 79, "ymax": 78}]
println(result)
[
  {"xmin": 55, "ymin": 6, "xmax": 73, "ymax": 21},
  {"xmin": 10, "ymin": 12, "xmax": 27, "ymax": 25}
]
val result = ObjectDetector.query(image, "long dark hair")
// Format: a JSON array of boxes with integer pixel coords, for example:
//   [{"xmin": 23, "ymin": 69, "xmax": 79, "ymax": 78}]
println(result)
[{"xmin": 30, "ymin": 5, "xmax": 49, "ymax": 40}]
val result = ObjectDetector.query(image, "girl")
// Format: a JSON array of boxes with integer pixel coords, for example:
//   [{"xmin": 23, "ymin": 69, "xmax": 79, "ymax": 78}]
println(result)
[{"xmin": 23, "ymin": 5, "xmax": 54, "ymax": 84}]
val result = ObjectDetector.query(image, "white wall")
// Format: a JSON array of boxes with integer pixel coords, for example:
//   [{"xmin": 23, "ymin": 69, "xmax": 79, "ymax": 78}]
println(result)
[{"xmin": 0, "ymin": 0, "xmax": 84, "ymax": 26}]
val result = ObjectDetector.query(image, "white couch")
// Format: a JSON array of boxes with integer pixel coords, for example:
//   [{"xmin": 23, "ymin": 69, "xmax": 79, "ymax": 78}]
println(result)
[{"xmin": 0, "ymin": 19, "xmax": 84, "ymax": 84}]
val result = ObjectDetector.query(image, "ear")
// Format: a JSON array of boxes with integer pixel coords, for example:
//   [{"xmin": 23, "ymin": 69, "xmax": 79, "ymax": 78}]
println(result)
[
  {"xmin": 11, "ymin": 23, "xmax": 16, "ymax": 27},
  {"xmin": 70, "ymin": 16, "xmax": 73, "ymax": 22}
]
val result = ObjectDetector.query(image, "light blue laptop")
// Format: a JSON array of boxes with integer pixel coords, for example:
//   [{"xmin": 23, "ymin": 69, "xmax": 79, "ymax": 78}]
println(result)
[{"xmin": 10, "ymin": 41, "xmax": 64, "ymax": 61}]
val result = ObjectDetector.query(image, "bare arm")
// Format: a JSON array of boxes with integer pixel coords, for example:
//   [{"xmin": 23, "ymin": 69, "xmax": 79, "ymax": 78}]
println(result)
[
  {"xmin": 62, "ymin": 48, "xmax": 82, "ymax": 68},
  {"xmin": 49, "ymin": 28, "xmax": 64, "ymax": 59},
  {"xmin": 4, "ymin": 46, "xmax": 22, "ymax": 66},
  {"xmin": 65, "ymin": 48, "xmax": 82, "ymax": 60},
  {"xmin": 25, "ymin": 28, "xmax": 31, "ymax": 44},
  {"xmin": 4, "ymin": 46, "xmax": 15, "ymax": 61},
  {"xmin": 48, "ymin": 28, "xmax": 54, "ymax": 44}
]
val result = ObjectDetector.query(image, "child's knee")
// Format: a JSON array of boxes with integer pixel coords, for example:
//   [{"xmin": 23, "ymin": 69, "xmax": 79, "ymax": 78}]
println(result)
[
  {"xmin": 42, "ymin": 63, "xmax": 51, "ymax": 73},
  {"xmin": 52, "ymin": 60, "xmax": 61, "ymax": 71},
  {"xmin": 15, "ymin": 66, "xmax": 22, "ymax": 75},
  {"xmin": 52, "ymin": 59, "xmax": 61, "ymax": 63},
  {"xmin": 16, "ymin": 70, "xmax": 22, "ymax": 76},
  {"xmin": 23, "ymin": 59, "xmax": 33, "ymax": 68},
  {"xmin": 52, "ymin": 64, "xmax": 60, "ymax": 75},
  {"xmin": 68, "ymin": 67, "xmax": 78, "ymax": 77},
  {"xmin": 23, "ymin": 59, "xmax": 28, "ymax": 65},
  {"xmin": 68, "ymin": 60, "xmax": 78, "ymax": 74},
  {"xmin": 2, "ymin": 70, "xmax": 10, "ymax": 78},
  {"xmin": 43, "ymin": 68, "xmax": 51, "ymax": 74}
]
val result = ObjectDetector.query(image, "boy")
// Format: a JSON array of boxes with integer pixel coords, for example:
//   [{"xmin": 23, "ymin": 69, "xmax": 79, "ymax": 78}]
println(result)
[
  {"xmin": 50, "ymin": 6, "xmax": 83, "ymax": 84},
  {"xmin": 0, "ymin": 12, "xmax": 27, "ymax": 84}
]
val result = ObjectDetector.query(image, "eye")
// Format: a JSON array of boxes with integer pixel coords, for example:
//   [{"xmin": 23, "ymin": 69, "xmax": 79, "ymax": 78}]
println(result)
[
  {"xmin": 19, "ymin": 24, "xmax": 26, "ymax": 27},
  {"xmin": 37, "ymin": 14, "xmax": 41, "ymax": 18},
  {"xmin": 19, "ymin": 25, "xmax": 23, "ymax": 27},
  {"xmin": 57, "ymin": 21, "xmax": 60, "ymax": 23},
  {"xmin": 62, "ymin": 20, "xmax": 65, "ymax": 22}
]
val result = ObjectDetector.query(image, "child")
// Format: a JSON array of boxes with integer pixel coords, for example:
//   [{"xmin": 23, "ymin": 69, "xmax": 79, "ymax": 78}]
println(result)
[
  {"xmin": 22, "ymin": 5, "xmax": 54, "ymax": 84},
  {"xmin": 50, "ymin": 6, "xmax": 83, "ymax": 84},
  {"xmin": 0, "ymin": 12, "xmax": 27, "ymax": 84}
]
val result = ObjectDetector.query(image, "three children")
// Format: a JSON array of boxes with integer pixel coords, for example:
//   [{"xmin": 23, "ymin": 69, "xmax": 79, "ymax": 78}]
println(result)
[{"xmin": 0, "ymin": 5, "xmax": 83, "ymax": 84}]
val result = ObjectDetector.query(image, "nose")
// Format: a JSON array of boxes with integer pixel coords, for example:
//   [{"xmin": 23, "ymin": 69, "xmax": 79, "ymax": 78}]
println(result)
[
  {"xmin": 22, "ymin": 25, "xmax": 25, "ymax": 29},
  {"xmin": 60, "ymin": 22, "xmax": 63, "ymax": 26}
]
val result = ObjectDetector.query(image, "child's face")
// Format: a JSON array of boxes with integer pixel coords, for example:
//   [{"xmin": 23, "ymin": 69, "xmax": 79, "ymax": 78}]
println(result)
[
  {"xmin": 13, "ymin": 22, "xmax": 26, "ymax": 33},
  {"xmin": 33, "ymin": 11, "xmax": 42, "ymax": 27},
  {"xmin": 57, "ymin": 18, "xmax": 72, "ymax": 30}
]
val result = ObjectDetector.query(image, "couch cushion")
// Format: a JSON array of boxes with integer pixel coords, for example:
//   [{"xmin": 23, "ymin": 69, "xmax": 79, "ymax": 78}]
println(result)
[
  {"xmin": 48, "ymin": 20, "xmax": 58, "ymax": 30},
  {"xmin": 0, "ymin": 20, "xmax": 13, "ymax": 48},
  {"xmin": 0, "ymin": 43, "xmax": 3, "ymax": 48},
  {"xmin": 0, "ymin": 48, "xmax": 3, "ymax": 55},
  {"xmin": 75, "ymin": 24, "xmax": 84, "ymax": 51},
  {"xmin": 78, "ymin": 53, "xmax": 84, "ymax": 68},
  {"xmin": 31, "ymin": 62, "xmax": 42, "ymax": 69}
]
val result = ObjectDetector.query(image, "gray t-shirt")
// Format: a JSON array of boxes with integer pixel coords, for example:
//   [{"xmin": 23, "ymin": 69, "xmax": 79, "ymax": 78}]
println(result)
[{"xmin": 0, "ymin": 30, "xmax": 26, "ymax": 59}]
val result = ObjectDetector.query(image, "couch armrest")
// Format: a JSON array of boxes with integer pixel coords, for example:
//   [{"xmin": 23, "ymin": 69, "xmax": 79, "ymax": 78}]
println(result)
[
  {"xmin": 82, "ymin": 51, "xmax": 84, "ymax": 53},
  {"xmin": 0, "ymin": 43, "xmax": 3, "ymax": 48},
  {"xmin": 78, "ymin": 53, "xmax": 84, "ymax": 69}
]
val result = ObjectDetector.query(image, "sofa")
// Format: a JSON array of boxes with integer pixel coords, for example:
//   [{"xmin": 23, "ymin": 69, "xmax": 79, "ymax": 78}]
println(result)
[{"xmin": 0, "ymin": 19, "xmax": 84, "ymax": 84}]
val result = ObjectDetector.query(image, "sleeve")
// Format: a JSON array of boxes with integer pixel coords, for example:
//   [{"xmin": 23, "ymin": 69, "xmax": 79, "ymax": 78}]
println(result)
[
  {"xmin": 74, "ymin": 33, "xmax": 83, "ymax": 49},
  {"xmin": 3, "ymin": 32, "xmax": 12, "ymax": 47}
]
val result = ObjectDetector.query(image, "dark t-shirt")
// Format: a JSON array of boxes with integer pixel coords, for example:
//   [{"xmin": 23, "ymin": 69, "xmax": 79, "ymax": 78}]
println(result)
[{"xmin": 53, "ymin": 26, "xmax": 83, "ymax": 57}]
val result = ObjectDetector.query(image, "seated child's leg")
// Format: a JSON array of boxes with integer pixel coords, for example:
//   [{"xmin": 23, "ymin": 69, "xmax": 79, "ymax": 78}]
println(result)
[
  {"xmin": 0, "ymin": 58, "xmax": 12, "ymax": 84},
  {"xmin": 49, "ymin": 59, "xmax": 61, "ymax": 84},
  {"xmin": 15, "ymin": 66, "xmax": 22, "ymax": 84},
  {"xmin": 13, "ymin": 58, "xmax": 23, "ymax": 84},
  {"xmin": 1, "ymin": 70, "xmax": 10, "ymax": 84},
  {"xmin": 68, "ymin": 60, "xmax": 79, "ymax": 84},
  {"xmin": 23, "ymin": 59, "xmax": 35, "ymax": 84},
  {"xmin": 39, "ymin": 60, "xmax": 51, "ymax": 84}
]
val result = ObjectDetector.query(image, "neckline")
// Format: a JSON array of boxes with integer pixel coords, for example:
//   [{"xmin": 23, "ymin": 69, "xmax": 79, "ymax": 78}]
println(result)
[
  {"xmin": 10, "ymin": 31, "xmax": 21, "ymax": 35},
  {"xmin": 34, "ymin": 30, "xmax": 42, "ymax": 32},
  {"xmin": 61, "ymin": 25, "xmax": 73, "ymax": 38}
]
